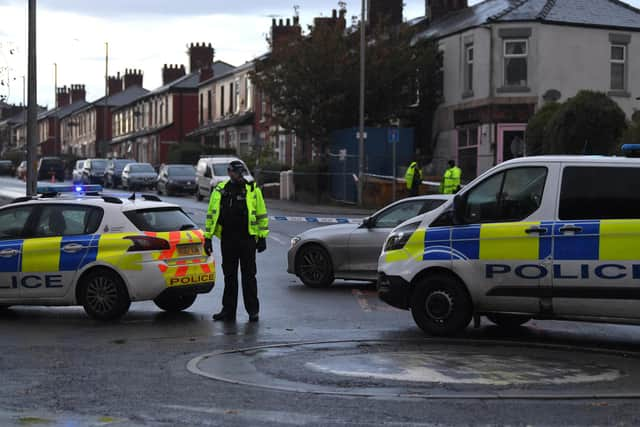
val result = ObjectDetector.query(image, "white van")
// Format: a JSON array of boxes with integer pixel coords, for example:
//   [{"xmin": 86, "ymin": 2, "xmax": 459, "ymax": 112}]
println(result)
[
  {"xmin": 378, "ymin": 155, "xmax": 640, "ymax": 336},
  {"xmin": 194, "ymin": 157, "xmax": 251, "ymax": 201}
]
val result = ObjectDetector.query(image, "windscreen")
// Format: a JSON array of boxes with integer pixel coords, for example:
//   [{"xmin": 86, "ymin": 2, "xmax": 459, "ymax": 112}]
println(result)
[
  {"xmin": 91, "ymin": 160, "xmax": 107, "ymax": 170},
  {"xmin": 212, "ymin": 164, "xmax": 229, "ymax": 176},
  {"xmin": 129, "ymin": 164, "xmax": 155, "ymax": 173},
  {"xmin": 168, "ymin": 166, "xmax": 196, "ymax": 177},
  {"xmin": 124, "ymin": 207, "xmax": 196, "ymax": 232},
  {"xmin": 114, "ymin": 160, "xmax": 131, "ymax": 169}
]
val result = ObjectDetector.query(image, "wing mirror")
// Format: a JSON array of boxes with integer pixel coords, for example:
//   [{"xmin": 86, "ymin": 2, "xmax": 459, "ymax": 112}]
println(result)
[{"xmin": 361, "ymin": 217, "xmax": 374, "ymax": 229}]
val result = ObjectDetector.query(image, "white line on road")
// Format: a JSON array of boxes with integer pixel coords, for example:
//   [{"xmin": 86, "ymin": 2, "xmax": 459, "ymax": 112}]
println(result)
[{"xmin": 268, "ymin": 233, "xmax": 289, "ymax": 246}]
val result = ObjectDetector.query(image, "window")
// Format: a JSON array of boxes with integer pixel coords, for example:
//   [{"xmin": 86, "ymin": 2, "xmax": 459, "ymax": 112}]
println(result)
[
  {"xmin": 124, "ymin": 208, "xmax": 196, "ymax": 233},
  {"xmin": 463, "ymin": 167, "xmax": 547, "ymax": 224},
  {"xmin": 199, "ymin": 93, "xmax": 204, "ymax": 124},
  {"xmin": 229, "ymin": 82, "xmax": 234, "ymax": 113},
  {"xmin": 33, "ymin": 205, "xmax": 103, "ymax": 237},
  {"xmin": 245, "ymin": 77, "xmax": 252, "ymax": 110},
  {"xmin": 239, "ymin": 131, "xmax": 249, "ymax": 142},
  {"xmin": 220, "ymin": 86, "xmax": 225, "ymax": 117},
  {"xmin": 560, "ymin": 167, "xmax": 640, "ymax": 220},
  {"xmin": 207, "ymin": 90, "xmax": 212, "ymax": 121},
  {"xmin": 260, "ymin": 92, "xmax": 267, "ymax": 121},
  {"xmin": 374, "ymin": 200, "xmax": 426, "ymax": 229},
  {"xmin": 610, "ymin": 44, "xmax": 626, "ymax": 91},
  {"xmin": 235, "ymin": 79, "xmax": 241, "ymax": 113},
  {"xmin": 464, "ymin": 44, "xmax": 474, "ymax": 93},
  {"xmin": 504, "ymin": 40, "xmax": 528, "ymax": 87},
  {"xmin": 0, "ymin": 206, "xmax": 33, "ymax": 240}
]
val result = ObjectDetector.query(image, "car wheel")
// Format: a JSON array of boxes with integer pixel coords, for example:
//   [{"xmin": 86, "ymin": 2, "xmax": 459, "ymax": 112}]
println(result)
[
  {"xmin": 154, "ymin": 293, "xmax": 197, "ymax": 312},
  {"xmin": 411, "ymin": 273, "xmax": 472, "ymax": 336},
  {"xmin": 487, "ymin": 314, "xmax": 531, "ymax": 329},
  {"xmin": 296, "ymin": 244, "xmax": 335, "ymax": 288},
  {"xmin": 79, "ymin": 269, "xmax": 131, "ymax": 321}
]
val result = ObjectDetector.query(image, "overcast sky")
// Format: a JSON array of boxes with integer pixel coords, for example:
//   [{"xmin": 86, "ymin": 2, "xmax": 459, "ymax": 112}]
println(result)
[{"xmin": 0, "ymin": 0, "xmax": 638, "ymax": 108}]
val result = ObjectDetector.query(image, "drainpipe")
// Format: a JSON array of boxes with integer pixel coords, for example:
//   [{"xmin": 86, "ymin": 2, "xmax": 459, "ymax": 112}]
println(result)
[{"xmin": 482, "ymin": 25, "xmax": 495, "ymax": 163}]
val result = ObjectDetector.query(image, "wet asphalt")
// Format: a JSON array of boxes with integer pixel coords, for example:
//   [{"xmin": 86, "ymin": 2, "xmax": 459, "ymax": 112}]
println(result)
[{"xmin": 1, "ymin": 177, "xmax": 640, "ymax": 425}]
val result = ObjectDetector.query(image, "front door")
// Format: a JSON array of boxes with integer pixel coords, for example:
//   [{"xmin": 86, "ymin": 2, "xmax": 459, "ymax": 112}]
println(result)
[
  {"xmin": 348, "ymin": 200, "xmax": 426, "ymax": 275},
  {"xmin": 552, "ymin": 165, "xmax": 640, "ymax": 319},
  {"xmin": 452, "ymin": 166, "xmax": 550, "ymax": 314},
  {"xmin": 0, "ymin": 206, "xmax": 34, "ymax": 299},
  {"xmin": 497, "ymin": 124, "xmax": 527, "ymax": 163}
]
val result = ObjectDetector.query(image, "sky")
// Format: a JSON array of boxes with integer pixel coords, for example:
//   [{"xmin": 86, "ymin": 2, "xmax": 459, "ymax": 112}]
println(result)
[{"xmin": 0, "ymin": 0, "xmax": 638, "ymax": 108}]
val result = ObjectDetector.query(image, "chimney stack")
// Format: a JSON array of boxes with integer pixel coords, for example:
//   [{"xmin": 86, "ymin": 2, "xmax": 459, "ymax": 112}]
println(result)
[
  {"xmin": 271, "ymin": 15, "xmax": 302, "ymax": 56},
  {"xmin": 427, "ymin": 0, "xmax": 468, "ymax": 22},
  {"xmin": 162, "ymin": 64, "xmax": 186, "ymax": 85},
  {"xmin": 188, "ymin": 42, "xmax": 214, "ymax": 73},
  {"xmin": 56, "ymin": 86, "xmax": 70, "ymax": 108},
  {"xmin": 69, "ymin": 84, "xmax": 86, "ymax": 104},
  {"xmin": 123, "ymin": 69, "xmax": 144, "ymax": 90},
  {"xmin": 313, "ymin": 8, "xmax": 347, "ymax": 33},
  {"xmin": 108, "ymin": 72, "xmax": 123, "ymax": 96}
]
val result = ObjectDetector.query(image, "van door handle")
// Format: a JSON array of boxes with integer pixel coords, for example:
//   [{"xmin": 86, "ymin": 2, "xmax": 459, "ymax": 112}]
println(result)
[
  {"xmin": 62, "ymin": 243, "xmax": 85, "ymax": 254},
  {"xmin": 559, "ymin": 225, "xmax": 583, "ymax": 234},
  {"xmin": 525, "ymin": 226, "xmax": 547, "ymax": 235},
  {"xmin": 0, "ymin": 249, "xmax": 18, "ymax": 258}
]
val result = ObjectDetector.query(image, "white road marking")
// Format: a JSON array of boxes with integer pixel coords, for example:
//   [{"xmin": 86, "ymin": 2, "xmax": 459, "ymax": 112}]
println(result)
[{"xmin": 268, "ymin": 233, "xmax": 289, "ymax": 246}]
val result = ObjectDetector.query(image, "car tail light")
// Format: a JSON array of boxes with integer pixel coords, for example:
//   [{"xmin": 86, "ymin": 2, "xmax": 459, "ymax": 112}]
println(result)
[{"xmin": 124, "ymin": 236, "xmax": 170, "ymax": 252}]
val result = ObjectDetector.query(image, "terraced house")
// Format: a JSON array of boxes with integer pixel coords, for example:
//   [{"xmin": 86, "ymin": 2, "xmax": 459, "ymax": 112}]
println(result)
[{"xmin": 414, "ymin": 0, "xmax": 640, "ymax": 179}]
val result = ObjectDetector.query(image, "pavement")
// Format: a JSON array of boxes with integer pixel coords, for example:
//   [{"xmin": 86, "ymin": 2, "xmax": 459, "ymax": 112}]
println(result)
[{"xmin": 1, "ymin": 176, "xmax": 640, "ymax": 425}]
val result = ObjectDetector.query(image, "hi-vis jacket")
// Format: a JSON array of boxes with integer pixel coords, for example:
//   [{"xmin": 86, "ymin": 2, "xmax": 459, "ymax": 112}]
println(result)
[
  {"xmin": 440, "ymin": 166, "xmax": 462, "ymax": 194},
  {"xmin": 204, "ymin": 180, "xmax": 269, "ymax": 240},
  {"xmin": 405, "ymin": 162, "xmax": 422, "ymax": 190}
]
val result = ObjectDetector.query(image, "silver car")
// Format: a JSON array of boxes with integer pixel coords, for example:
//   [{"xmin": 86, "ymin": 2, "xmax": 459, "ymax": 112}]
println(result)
[
  {"xmin": 121, "ymin": 162, "xmax": 158, "ymax": 191},
  {"xmin": 287, "ymin": 195, "xmax": 451, "ymax": 287}
]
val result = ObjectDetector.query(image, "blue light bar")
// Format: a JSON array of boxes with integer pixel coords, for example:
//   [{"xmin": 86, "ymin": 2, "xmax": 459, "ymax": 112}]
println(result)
[{"xmin": 37, "ymin": 184, "xmax": 103, "ymax": 194}]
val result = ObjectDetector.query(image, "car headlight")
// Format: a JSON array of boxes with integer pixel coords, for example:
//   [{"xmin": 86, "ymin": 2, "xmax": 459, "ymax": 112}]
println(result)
[
  {"xmin": 384, "ymin": 222, "xmax": 420, "ymax": 252},
  {"xmin": 290, "ymin": 236, "xmax": 301, "ymax": 249}
]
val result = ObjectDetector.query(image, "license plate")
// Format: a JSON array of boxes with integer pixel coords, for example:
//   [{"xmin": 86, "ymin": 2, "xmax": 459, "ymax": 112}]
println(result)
[{"xmin": 177, "ymin": 244, "xmax": 201, "ymax": 256}]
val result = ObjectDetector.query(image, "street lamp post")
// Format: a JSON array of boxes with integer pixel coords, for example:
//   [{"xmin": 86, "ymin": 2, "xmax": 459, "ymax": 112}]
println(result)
[
  {"xmin": 357, "ymin": 0, "xmax": 366, "ymax": 206},
  {"xmin": 26, "ymin": 0, "xmax": 37, "ymax": 196}
]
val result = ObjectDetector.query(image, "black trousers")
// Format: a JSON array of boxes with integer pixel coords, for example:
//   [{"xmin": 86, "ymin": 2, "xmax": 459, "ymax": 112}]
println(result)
[{"xmin": 220, "ymin": 237, "xmax": 259, "ymax": 315}]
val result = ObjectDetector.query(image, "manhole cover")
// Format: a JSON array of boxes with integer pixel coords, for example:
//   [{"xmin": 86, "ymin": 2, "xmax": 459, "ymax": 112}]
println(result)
[{"xmin": 188, "ymin": 340, "xmax": 640, "ymax": 399}]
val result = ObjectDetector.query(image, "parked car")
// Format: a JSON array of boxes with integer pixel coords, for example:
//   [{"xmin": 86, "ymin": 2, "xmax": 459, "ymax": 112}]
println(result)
[
  {"xmin": 195, "ymin": 157, "xmax": 251, "ymax": 201},
  {"xmin": 288, "ymin": 195, "xmax": 452, "ymax": 288},
  {"xmin": 72, "ymin": 160, "xmax": 85, "ymax": 184},
  {"xmin": 37, "ymin": 157, "xmax": 65, "ymax": 182},
  {"xmin": 121, "ymin": 162, "xmax": 158, "ymax": 191},
  {"xmin": 104, "ymin": 159, "xmax": 133, "ymax": 188},
  {"xmin": 81, "ymin": 158, "xmax": 108, "ymax": 185},
  {"xmin": 16, "ymin": 161, "xmax": 27, "ymax": 180},
  {"xmin": 157, "ymin": 164, "xmax": 197, "ymax": 196},
  {"xmin": 0, "ymin": 160, "xmax": 13, "ymax": 176}
]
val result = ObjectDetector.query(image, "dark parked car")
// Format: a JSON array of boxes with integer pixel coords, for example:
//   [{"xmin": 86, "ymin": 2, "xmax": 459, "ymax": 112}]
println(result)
[
  {"xmin": 16, "ymin": 161, "xmax": 27, "ymax": 180},
  {"xmin": 0, "ymin": 160, "xmax": 14, "ymax": 176},
  {"xmin": 37, "ymin": 157, "xmax": 65, "ymax": 182},
  {"xmin": 81, "ymin": 158, "xmax": 108, "ymax": 185},
  {"xmin": 104, "ymin": 159, "xmax": 132, "ymax": 188},
  {"xmin": 156, "ymin": 164, "xmax": 197, "ymax": 196},
  {"xmin": 121, "ymin": 162, "xmax": 157, "ymax": 191}
]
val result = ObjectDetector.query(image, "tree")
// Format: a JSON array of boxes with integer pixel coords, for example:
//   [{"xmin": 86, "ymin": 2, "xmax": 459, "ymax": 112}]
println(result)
[
  {"xmin": 251, "ymin": 13, "xmax": 441, "ymax": 160},
  {"xmin": 544, "ymin": 91, "xmax": 627, "ymax": 155},
  {"xmin": 525, "ymin": 102, "xmax": 561, "ymax": 156}
]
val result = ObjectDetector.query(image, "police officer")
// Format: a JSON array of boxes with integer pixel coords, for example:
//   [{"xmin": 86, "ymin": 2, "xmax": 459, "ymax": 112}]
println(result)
[
  {"xmin": 405, "ymin": 160, "xmax": 423, "ymax": 197},
  {"xmin": 204, "ymin": 161, "xmax": 269, "ymax": 322},
  {"xmin": 440, "ymin": 160, "xmax": 462, "ymax": 195}
]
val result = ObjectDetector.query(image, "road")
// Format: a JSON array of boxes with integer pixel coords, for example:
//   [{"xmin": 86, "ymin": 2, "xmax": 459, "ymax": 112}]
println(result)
[{"xmin": 1, "ymin": 176, "xmax": 640, "ymax": 426}]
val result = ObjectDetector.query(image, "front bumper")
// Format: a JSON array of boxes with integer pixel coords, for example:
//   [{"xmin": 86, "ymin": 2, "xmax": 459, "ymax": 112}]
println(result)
[
  {"xmin": 167, "ymin": 183, "xmax": 197, "ymax": 193},
  {"xmin": 377, "ymin": 273, "xmax": 411, "ymax": 310}
]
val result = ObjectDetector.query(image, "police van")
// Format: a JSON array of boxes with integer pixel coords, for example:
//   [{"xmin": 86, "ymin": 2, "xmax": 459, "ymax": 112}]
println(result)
[
  {"xmin": 0, "ymin": 185, "xmax": 215, "ymax": 321},
  {"xmin": 378, "ymin": 154, "xmax": 640, "ymax": 336}
]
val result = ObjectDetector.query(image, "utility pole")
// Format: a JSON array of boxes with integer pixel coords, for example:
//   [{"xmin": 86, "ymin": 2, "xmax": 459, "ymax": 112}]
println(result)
[
  {"xmin": 26, "ymin": 0, "xmax": 37, "ymax": 196},
  {"xmin": 357, "ymin": 0, "xmax": 366, "ymax": 206},
  {"xmin": 102, "ymin": 42, "xmax": 109, "ymax": 158},
  {"xmin": 53, "ymin": 63, "xmax": 57, "ymax": 106}
]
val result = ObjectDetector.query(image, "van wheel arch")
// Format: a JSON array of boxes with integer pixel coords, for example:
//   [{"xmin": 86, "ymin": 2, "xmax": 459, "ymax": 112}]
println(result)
[{"xmin": 410, "ymin": 267, "xmax": 473, "ymax": 305}]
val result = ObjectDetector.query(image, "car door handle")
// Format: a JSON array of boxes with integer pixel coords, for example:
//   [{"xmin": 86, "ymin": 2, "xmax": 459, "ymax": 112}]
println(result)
[
  {"xmin": 559, "ymin": 225, "xmax": 583, "ymax": 234},
  {"xmin": 62, "ymin": 243, "xmax": 86, "ymax": 254},
  {"xmin": 525, "ymin": 226, "xmax": 547, "ymax": 235},
  {"xmin": 0, "ymin": 249, "xmax": 18, "ymax": 258}
]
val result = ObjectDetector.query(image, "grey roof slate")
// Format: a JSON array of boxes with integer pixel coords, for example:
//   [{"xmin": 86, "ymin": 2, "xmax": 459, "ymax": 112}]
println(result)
[
  {"xmin": 38, "ymin": 100, "xmax": 89, "ymax": 121},
  {"xmin": 415, "ymin": 0, "xmax": 640, "ymax": 41},
  {"xmin": 81, "ymin": 86, "xmax": 150, "ymax": 112}
]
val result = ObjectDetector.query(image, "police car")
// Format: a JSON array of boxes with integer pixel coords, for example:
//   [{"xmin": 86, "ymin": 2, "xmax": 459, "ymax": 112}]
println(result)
[
  {"xmin": 378, "ymin": 152, "xmax": 640, "ymax": 336},
  {"xmin": 0, "ymin": 185, "xmax": 215, "ymax": 321}
]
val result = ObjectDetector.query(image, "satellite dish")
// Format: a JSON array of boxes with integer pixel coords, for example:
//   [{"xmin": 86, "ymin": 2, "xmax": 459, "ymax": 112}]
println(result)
[{"xmin": 543, "ymin": 89, "xmax": 561, "ymax": 102}]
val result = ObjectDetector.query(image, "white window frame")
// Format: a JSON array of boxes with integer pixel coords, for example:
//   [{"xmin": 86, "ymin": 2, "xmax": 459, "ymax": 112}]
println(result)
[
  {"xmin": 464, "ymin": 44, "xmax": 474, "ymax": 93},
  {"xmin": 610, "ymin": 44, "xmax": 627, "ymax": 91},
  {"xmin": 503, "ymin": 39, "xmax": 528, "ymax": 87}
]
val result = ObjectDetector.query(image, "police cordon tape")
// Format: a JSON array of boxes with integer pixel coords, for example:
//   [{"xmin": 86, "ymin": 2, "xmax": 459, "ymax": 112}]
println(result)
[{"xmin": 270, "ymin": 216, "xmax": 363, "ymax": 225}]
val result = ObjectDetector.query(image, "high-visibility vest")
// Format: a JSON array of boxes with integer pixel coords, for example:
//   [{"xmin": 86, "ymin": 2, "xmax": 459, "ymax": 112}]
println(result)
[
  {"xmin": 405, "ymin": 162, "xmax": 422, "ymax": 190},
  {"xmin": 441, "ymin": 166, "xmax": 462, "ymax": 194},
  {"xmin": 204, "ymin": 180, "xmax": 269, "ymax": 240}
]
